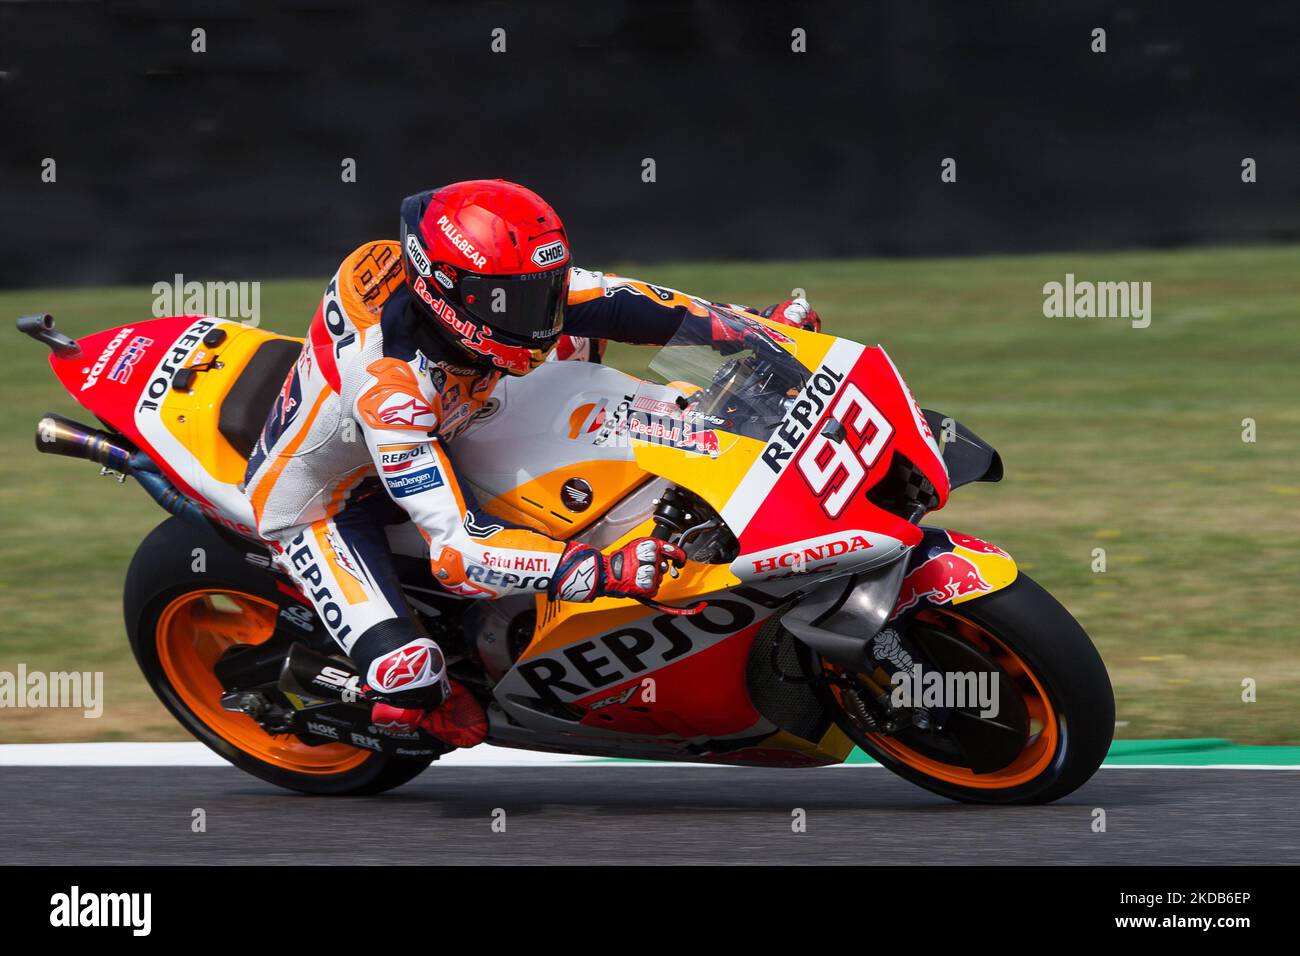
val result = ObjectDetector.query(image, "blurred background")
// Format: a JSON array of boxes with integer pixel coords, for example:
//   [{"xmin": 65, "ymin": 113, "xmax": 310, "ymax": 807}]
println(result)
[
  {"xmin": 3, "ymin": 0, "xmax": 1299, "ymax": 285},
  {"xmin": 0, "ymin": 1, "xmax": 1297, "ymax": 745}
]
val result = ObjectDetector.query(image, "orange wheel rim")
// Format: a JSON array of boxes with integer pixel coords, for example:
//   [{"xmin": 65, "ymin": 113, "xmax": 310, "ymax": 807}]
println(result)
[
  {"xmin": 847, "ymin": 608, "xmax": 1059, "ymax": 790},
  {"xmin": 156, "ymin": 589, "xmax": 370, "ymax": 775}
]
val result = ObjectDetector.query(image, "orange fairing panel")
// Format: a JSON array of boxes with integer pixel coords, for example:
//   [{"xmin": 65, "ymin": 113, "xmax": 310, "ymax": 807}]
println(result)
[
  {"xmin": 632, "ymin": 431, "xmax": 765, "ymax": 520},
  {"xmin": 485, "ymin": 459, "xmax": 651, "ymax": 538},
  {"xmin": 525, "ymin": 548, "xmax": 741, "ymax": 660}
]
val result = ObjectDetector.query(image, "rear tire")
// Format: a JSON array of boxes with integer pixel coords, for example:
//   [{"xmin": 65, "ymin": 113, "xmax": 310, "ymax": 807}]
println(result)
[
  {"xmin": 816, "ymin": 573, "xmax": 1114, "ymax": 804},
  {"xmin": 124, "ymin": 517, "xmax": 435, "ymax": 796}
]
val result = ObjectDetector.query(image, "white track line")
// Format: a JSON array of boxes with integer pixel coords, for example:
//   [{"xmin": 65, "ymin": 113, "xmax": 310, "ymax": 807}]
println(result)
[
  {"xmin": 1, "ymin": 742, "xmax": 1297, "ymax": 769},
  {"xmin": 0, "ymin": 742, "xmax": 598, "ymax": 767}
]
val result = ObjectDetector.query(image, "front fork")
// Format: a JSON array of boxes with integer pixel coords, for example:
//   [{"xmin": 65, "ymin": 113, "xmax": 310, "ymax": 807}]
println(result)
[{"xmin": 789, "ymin": 526, "xmax": 1019, "ymax": 734}]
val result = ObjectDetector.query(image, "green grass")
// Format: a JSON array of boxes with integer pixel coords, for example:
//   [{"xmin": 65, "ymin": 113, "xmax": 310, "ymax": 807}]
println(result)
[{"xmin": 2, "ymin": 245, "xmax": 1298, "ymax": 743}]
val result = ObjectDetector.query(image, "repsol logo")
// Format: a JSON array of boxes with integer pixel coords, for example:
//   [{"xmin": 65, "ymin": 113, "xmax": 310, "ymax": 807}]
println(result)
[
  {"xmin": 514, "ymin": 598, "xmax": 762, "ymax": 709},
  {"xmin": 137, "ymin": 319, "xmax": 216, "ymax": 413},
  {"xmin": 464, "ymin": 565, "xmax": 551, "ymax": 592},
  {"xmin": 323, "ymin": 276, "xmax": 347, "ymax": 335},
  {"xmin": 286, "ymin": 532, "xmax": 353, "ymax": 644},
  {"xmin": 761, "ymin": 363, "xmax": 846, "ymax": 473}
]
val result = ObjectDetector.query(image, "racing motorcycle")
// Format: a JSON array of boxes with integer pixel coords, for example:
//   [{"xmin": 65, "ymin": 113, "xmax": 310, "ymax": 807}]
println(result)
[{"xmin": 18, "ymin": 304, "xmax": 1113, "ymax": 803}]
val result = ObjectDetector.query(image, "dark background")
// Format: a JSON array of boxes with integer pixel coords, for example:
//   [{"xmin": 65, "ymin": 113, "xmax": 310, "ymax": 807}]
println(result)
[{"xmin": 2, "ymin": 0, "xmax": 1298, "ymax": 288}]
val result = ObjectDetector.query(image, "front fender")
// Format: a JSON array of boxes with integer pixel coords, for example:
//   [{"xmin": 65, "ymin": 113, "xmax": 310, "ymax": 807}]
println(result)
[
  {"xmin": 780, "ymin": 527, "xmax": 1019, "ymax": 671},
  {"xmin": 889, "ymin": 527, "xmax": 1018, "ymax": 619}
]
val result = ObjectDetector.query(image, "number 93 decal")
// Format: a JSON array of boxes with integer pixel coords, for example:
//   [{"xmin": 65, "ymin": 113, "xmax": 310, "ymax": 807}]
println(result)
[{"xmin": 796, "ymin": 382, "xmax": 894, "ymax": 519}]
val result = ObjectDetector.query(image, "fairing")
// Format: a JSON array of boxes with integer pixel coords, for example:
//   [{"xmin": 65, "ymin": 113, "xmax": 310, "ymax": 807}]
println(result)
[{"xmin": 32, "ymin": 307, "xmax": 1011, "ymax": 768}]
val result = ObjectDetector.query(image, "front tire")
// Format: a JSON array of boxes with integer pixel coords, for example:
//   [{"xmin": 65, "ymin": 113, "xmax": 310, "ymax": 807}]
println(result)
[
  {"xmin": 816, "ymin": 573, "xmax": 1114, "ymax": 804},
  {"xmin": 124, "ymin": 517, "xmax": 435, "ymax": 795}
]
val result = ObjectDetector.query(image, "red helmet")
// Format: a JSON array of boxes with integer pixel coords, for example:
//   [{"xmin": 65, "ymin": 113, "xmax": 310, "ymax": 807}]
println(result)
[{"xmin": 399, "ymin": 180, "xmax": 571, "ymax": 375}]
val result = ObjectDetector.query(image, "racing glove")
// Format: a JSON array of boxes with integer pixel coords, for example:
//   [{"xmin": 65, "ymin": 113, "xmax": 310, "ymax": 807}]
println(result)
[
  {"xmin": 762, "ymin": 296, "xmax": 821, "ymax": 332},
  {"xmin": 370, "ymin": 678, "xmax": 488, "ymax": 749},
  {"xmin": 551, "ymin": 537, "xmax": 688, "ymax": 604}
]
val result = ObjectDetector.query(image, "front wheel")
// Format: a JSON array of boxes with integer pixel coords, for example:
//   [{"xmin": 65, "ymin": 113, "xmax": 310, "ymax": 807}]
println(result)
[
  {"xmin": 814, "ymin": 573, "xmax": 1114, "ymax": 804},
  {"xmin": 125, "ymin": 517, "xmax": 436, "ymax": 795}
]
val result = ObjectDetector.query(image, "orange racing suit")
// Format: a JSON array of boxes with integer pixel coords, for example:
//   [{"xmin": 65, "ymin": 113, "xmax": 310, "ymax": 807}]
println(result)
[{"xmin": 243, "ymin": 240, "xmax": 740, "ymax": 706}]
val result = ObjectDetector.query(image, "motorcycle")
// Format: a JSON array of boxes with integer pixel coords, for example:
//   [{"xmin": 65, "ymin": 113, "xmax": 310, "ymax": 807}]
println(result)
[{"xmin": 17, "ymin": 304, "xmax": 1113, "ymax": 802}]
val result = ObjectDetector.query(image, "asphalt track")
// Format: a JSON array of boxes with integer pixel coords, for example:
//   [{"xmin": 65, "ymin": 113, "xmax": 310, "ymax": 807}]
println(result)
[{"xmin": 3, "ymin": 765, "xmax": 1296, "ymax": 864}]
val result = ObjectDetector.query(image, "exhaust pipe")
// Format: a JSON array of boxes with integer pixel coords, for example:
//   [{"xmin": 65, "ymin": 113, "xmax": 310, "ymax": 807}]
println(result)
[
  {"xmin": 34, "ymin": 413, "xmax": 209, "ymax": 527},
  {"xmin": 35, "ymin": 413, "xmax": 134, "ymax": 472},
  {"xmin": 279, "ymin": 643, "xmax": 370, "ymax": 708}
]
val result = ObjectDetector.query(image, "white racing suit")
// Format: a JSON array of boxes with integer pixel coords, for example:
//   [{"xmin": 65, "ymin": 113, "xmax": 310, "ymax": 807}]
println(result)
[{"xmin": 243, "ymin": 240, "xmax": 737, "ymax": 708}]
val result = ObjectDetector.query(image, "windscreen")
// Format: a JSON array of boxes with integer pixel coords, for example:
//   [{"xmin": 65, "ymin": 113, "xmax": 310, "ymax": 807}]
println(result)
[{"xmin": 636, "ymin": 307, "xmax": 810, "ymax": 447}]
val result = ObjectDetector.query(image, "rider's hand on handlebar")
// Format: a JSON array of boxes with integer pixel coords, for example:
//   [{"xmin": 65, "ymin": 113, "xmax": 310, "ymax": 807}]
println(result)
[
  {"xmin": 552, "ymin": 537, "xmax": 688, "ymax": 604},
  {"xmin": 762, "ymin": 296, "xmax": 821, "ymax": 332}
]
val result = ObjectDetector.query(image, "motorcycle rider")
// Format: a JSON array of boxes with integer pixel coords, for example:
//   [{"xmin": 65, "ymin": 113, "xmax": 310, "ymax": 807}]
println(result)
[{"xmin": 243, "ymin": 180, "xmax": 820, "ymax": 748}]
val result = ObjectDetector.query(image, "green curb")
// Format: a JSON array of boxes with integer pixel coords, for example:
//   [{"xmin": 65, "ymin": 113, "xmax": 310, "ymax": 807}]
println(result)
[
  {"xmin": 1101, "ymin": 739, "xmax": 1300, "ymax": 766},
  {"xmin": 842, "ymin": 738, "xmax": 1300, "ymax": 766},
  {"xmin": 584, "ymin": 738, "xmax": 1300, "ymax": 766}
]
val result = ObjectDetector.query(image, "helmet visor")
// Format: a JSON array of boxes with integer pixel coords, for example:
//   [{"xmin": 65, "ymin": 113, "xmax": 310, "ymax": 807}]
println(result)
[{"xmin": 459, "ymin": 268, "xmax": 568, "ymax": 344}]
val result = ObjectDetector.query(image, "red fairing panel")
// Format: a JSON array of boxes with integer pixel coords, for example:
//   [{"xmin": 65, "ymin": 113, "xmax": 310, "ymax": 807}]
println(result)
[
  {"xmin": 47, "ymin": 315, "xmax": 223, "ymax": 507},
  {"xmin": 573, "ymin": 612, "xmax": 769, "ymax": 738},
  {"xmin": 738, "ymin": 345, "xmax": 950, "ymax": 560}
]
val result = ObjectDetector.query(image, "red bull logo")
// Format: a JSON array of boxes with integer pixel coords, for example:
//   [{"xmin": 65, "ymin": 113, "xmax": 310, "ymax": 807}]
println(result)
[
  {"xmin": 945, "ymin": 531, "xmax": 1010, "ymax": 558},
  {"xmin": 893, "ymin": 551, "xmax": 991, "ymax": 615},
  {"xmin": 683, "ymin": 428, "xmax": 720, "ymax": 457}
]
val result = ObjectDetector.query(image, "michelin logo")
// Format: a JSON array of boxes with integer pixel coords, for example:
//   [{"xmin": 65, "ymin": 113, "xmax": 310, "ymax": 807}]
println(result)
[{"xmin": 386, "ymin": 465, "xmax": 445, "ymax": 498}]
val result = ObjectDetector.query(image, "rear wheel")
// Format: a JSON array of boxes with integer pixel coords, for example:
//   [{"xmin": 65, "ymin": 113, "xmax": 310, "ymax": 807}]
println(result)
[
  {"xmin": 814, "ymin": 573, "xmax": 1114, "ymax": 804},
  {"xmin": 125, "ymin": 518, "xmax": 435, "ymax": 795}
]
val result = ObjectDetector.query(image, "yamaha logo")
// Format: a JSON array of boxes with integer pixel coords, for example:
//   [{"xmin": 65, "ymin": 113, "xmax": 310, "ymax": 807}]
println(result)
[
  {"xmin": 560, "ymin": 477, "xmax": 593, "ymax": 512},
  {"xmin": 405, "ymin": 233, "xmax": 432, "ymax": 276},
  {"xmin": 531, "ymin": 240, "xmax": 568, "ymax": 268}
]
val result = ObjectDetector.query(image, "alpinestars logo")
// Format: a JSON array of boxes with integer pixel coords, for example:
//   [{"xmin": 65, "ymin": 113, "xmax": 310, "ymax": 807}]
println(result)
[
  {"xmin": 465, "ymin": 512, "xmax": 506, "ymax": 539},
  {"xmin": 378, "ymin": 395, "xmax": 437, "ymax": 429},
  {"xmin": 558, "ymin": 554, "xmax": 599, "ymax": 602},
  {"xmin": 369, "ymin": 638, "xmax": 444, "ymax": 693}
]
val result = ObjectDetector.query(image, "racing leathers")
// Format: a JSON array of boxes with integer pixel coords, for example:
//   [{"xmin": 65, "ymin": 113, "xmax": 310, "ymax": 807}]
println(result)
[{"xmin": 243, "ymin": 240, "xmax": 797, "ymax": 725}]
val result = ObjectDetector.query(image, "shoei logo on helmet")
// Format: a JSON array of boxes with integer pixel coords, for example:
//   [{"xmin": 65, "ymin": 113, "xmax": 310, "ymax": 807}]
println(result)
[
  {"xmin": 405, "ymin": 233, "xmax": 431, "ymax": 277},
  {"xmin": 436, "ymin": 214, "xmax": 488, "ymax": 269},
  {"xmin": 531, "ymin": 240, "xmax": 568, "ymax": 268}
]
